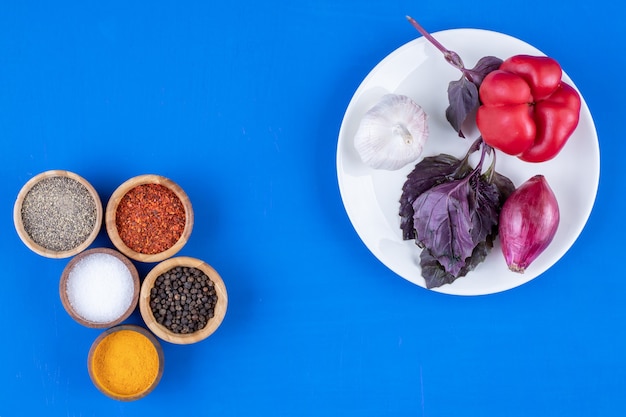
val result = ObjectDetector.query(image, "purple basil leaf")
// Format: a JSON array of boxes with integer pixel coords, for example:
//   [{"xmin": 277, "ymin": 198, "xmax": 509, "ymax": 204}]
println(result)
[
  {"xmin": 445, "ymin": 77, "xmax": 479, "ymax": 138},
  {"xmin": 465, "ymin": 56, "xmax": 503, "ymax": 86},
  {"xmin": 412, "ymin": 178, "xmax": 476, "ymax": 277},
  {"xmin": 411, "ymin": 162, "xmax": 505, "ymax": 279},
  {"xmin": 419, "ymin": 249, "xmax": 456, "ymax": 289},
  {"xmin": 489, "ymin": 170, "xmax": 515, "ymax": 206},
  {"xmin": 466, "ymin": 136, "xmax": 483, "ymax": 155},
  {"xmin": 399, "ymin": 140, "xmax": 510, "ymax": 287},
  {"xmin": 399, "ymin": 154, "xmax": 472, "ymax": 240},
  {"xmin": 467, "ymin": 175, "xmax": 501, "ymax": 245},
  {"xmin": 420, "ymin": 239, "xmax": 492, "ymax": 289}
]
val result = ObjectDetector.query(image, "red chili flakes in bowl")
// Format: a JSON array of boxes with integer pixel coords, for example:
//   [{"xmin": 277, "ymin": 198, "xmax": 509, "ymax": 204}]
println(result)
[{"xmin": 115, "ymin": 184, "xmax": 186, "ymax": 254}]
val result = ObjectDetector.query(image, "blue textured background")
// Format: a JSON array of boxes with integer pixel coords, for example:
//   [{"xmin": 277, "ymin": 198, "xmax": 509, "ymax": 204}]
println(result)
[{"xmin": 0, "ymin": 1, "xmax": 622, "ymax": 416}]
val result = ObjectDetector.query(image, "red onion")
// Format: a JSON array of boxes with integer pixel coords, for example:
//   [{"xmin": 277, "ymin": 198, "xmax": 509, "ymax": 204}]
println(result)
[{"xmin": 498, "ymin": 175, "xmax": 560, "ymax": 273}]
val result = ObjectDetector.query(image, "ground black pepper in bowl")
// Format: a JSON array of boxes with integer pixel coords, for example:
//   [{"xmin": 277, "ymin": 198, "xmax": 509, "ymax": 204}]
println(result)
[
  {"xmin": 22, "ymin": 176, "xmax": 97, "ymax": 251},
  {"xmin": 149, "ymin": 266, "xmax": 218, "ymax": 334},
  {"xmin": 14, "ymin": 170, "xmax": 103, "ymax": 258}
]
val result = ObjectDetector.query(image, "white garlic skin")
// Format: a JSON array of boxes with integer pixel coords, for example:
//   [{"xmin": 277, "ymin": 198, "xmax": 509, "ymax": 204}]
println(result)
[{"xmin": 354, "ymin": 94, "xmax": 429, "ymax": 170}]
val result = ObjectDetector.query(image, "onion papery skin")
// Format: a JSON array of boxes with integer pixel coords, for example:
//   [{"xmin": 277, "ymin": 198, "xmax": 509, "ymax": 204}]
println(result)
[{"xmin": 498, "ymin": 175, "xmax": 560, "ymax": 273}]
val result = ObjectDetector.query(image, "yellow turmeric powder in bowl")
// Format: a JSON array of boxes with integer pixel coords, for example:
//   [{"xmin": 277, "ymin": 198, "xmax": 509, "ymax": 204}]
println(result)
[{"xmin": 88, "ymin": 325, "xmax": 164, "ymax": 401}]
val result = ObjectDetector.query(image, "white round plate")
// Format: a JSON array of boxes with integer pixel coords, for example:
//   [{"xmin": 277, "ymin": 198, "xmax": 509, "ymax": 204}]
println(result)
[{"xmin": 336, "ymin": 28, "xmax": 600, "ymax": 296}]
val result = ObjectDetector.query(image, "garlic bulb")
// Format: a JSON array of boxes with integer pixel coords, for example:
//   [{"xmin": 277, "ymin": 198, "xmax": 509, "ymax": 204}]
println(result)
[{"xmin": 354, "ymin": 94, "xmax": 429, "ymax": 170}]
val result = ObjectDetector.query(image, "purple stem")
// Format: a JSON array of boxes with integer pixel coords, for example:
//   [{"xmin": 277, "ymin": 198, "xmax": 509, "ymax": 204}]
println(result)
[
  {"xmin": 406, "ymin": 16, "xmax": 465, "ymax": 71},
  {"xmin": 482, "ymin": 142, "xmax": 498, "ymax": 182},
  {"xmin": 461, "ymin": 137, "xmax": 490, "ymax": 180},
  {"xmin": 476, "ymin": 139, "xmax": 489, "ymax": 171}
]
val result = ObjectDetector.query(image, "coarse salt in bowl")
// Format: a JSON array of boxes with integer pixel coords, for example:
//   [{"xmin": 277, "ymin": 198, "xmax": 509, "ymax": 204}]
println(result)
[
  {"xmin": 105, "ymin": 174, "xmax": 194, "ymax": 263},
  {"xmin": 13, "ymin": 170, "xmax": 103, "ymax": 258},
  {"xmin": 60, "ymin": 248, "xmax": 140, "ymax": 328}
]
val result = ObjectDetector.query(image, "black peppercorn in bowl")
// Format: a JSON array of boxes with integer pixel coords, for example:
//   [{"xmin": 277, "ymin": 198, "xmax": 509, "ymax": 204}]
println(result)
[
  {"xmin": 105, "ymin": 174, "xmax": 194, "ymax": 263},
  {"xmin": 139, "ymin": 256, "xmax": 228, "ymax": 345},
  {"xmin": 13, "ymin": 170, "xmax": 103, "ymax": 258}
]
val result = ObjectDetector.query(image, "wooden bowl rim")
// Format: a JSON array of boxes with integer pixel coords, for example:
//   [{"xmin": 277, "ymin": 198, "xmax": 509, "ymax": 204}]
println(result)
[
  {"xmin": 87, "ymin": 324, "xmax": 165, "ymax": 401},
  {"xmin": 59, "ymin": 247, "xmax": 140, "ymax": 328},
  {"xmin": 105, "ymin": 174, "xmax": 194, "ymax": 263},
  {"xmin": 139, "ymin": 256, "xmax": 228, "ymax": 345},
  {"xmin": 13, "ymin": 170, "xmax": 103, "ymax": 259}
]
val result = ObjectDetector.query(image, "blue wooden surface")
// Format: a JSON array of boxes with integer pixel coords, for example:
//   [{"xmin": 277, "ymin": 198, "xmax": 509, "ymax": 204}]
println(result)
[{"xmin": 0, "ymin": 1, "xmax": 622, "ymax": 416}]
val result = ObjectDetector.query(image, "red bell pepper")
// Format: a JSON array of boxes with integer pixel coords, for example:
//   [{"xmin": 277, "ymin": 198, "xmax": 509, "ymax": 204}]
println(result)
[{"xmin": 476, "ymin": 55, "xmax": 581, "ymax": 162}]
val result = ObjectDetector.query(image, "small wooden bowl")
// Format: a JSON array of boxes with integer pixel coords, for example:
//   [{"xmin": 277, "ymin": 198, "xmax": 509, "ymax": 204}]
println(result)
[
  {"xmin": 139, "ymin": 256, "xmax": 228, "ymax": 345},
  {"xmin": 13, "ymin": 170, "xmax": 103, "ymax": 258},
  {"xmin": 105, "ymin": 174, "xmax": 194, "ymax": 263},
  {"xmin": 88, "ymin": 324, "xmax": 164, "ymax": 401},
  {"xmin": 60, "ymin": 248, "xmax": 140, "ymax": 328}
]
